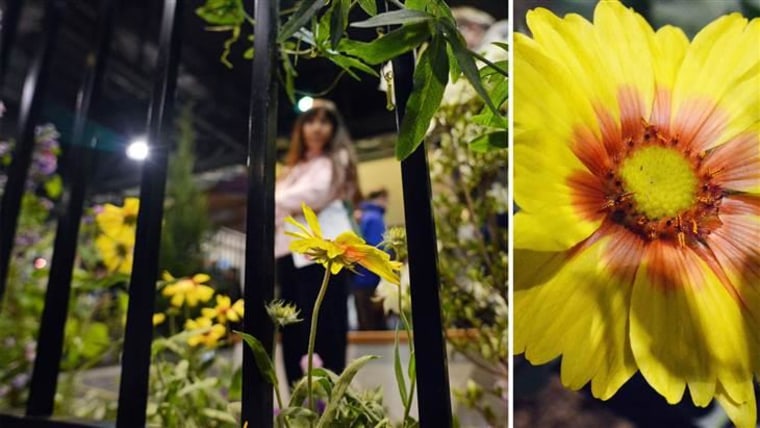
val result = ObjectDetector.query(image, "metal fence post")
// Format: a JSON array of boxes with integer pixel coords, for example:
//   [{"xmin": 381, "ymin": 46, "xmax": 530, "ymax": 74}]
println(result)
[
  {"xmin": 0, "ymin": 0, "xmax": 23, "ymax": 89},
  {"xmin": 392, "ymin": 43, "xmax": 454, "ymax": 428},
  {"xmin": 116, "ymin": 0, "xmax": 183, "ymax": 425},
  {"xmin": 26, "ymin": 0, "xmax": 116, "ymax": 417},
  {"xmin": 241, "ymin": 0, "xmax": 278, "ymax": 425},
  {"xmin": 0, "ymin": 0, "xmax": 64, "ymax": 310}
]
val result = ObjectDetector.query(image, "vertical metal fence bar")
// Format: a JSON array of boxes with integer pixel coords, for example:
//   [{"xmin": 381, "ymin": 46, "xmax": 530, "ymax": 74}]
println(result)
[
  {"xmin": 116, "ymin": 0, "xmax": 183, "ymax": 425},
  {"xmin": 392, "ymin": 51, "xmax": 453, "ymax": 427},
  {"xmin": 0, "ymin": 0, "xmax": 64, "ymax": 308},
  {"xmin": 0, "ymin": 0, "xmax": 23, "ymax": 89},
  {"xmin": 26, "ymin": 0, "xmax": 116, "ymax": 417},
  {"xmin": 241, "ymin": 0, "xmax": 278, "ymax": 425}
]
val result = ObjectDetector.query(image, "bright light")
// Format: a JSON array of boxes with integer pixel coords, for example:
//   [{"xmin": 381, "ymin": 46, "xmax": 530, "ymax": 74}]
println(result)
[
  {"xmin": 297, "ymin": 96, "xmax": 314, "ymax": 112},
  {"xmin": 126, "ymin": 138, "xmax": 149, "ymax": 161}
]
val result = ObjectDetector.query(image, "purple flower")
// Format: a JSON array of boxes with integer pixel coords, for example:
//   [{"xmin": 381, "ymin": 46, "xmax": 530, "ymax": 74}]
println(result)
[
  {"xmin": 300, "ymin": 353, "xmax": 323, "ymax": 374},
  {"xmin": 11, "ymin": 373, "xmax": 29, "ymax": 389}
]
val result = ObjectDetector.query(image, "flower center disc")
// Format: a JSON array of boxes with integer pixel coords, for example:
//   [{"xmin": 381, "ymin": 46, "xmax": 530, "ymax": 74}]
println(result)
[{"xmin": 619, "ymin": 146, "xmax": 697, "ymax": 220}]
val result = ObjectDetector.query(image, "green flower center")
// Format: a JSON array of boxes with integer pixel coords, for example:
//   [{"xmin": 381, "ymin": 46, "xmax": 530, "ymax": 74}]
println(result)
[{"xmin": 618, "ymin": 146, "xmax": 697, "ymax": 220}]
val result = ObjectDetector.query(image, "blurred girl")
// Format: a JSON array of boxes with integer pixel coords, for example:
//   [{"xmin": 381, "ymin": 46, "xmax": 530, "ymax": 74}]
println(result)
[{"xmin": 274, "ymin": 99, "xmax": 361, "ymax": 385}]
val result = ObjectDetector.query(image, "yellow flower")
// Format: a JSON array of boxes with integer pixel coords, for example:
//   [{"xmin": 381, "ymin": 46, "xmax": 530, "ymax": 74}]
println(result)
[
  {"xmin": 96, "ymin": 197, "xmax": 139, "ymax": 238},
  {"xmin": 201, "ymin": 295, "xmax": 244, "ymax": 324},
  {"xmin": 184, "ymin": 317, "xmax": 226, "ymax": 348},
  {"xmin": 515, "ymin": 2, "xmax": 759, "ymax": 427},
  {"xmin": 161, "ymin": 272, "xmax": 215, "ymax": 308},
  {"xmin": 285, "ymin": 203, "xmax": 402, "ymax": 284},
  {"xmin": 152, "ymin": 313, "xmax": 166, "ymax": 326},
  {"xmin": 95, "ymin": 229, "xmax": 135, "ymax": 274}
]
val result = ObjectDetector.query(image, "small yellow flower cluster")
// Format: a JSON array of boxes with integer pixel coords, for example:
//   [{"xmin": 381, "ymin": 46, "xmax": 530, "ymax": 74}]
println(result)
[
  {"xmin": 154, "ymin": 271, "xmax": 245, "ymax": 349},
  {"xmin": 94, "ymin": 197, "xmax": 140, "ymax": 274}
]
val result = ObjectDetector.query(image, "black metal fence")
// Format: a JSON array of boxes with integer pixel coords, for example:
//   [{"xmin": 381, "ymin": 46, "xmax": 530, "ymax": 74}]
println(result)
[{"xmin": 0, "ymin": 0, "xmax": 452, "ymax": 426}]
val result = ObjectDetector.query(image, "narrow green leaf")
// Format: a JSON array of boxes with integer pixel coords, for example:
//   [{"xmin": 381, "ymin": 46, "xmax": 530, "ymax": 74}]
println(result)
[
  {"xmin": 316, "ymin": 355, "xmax": 379, "ymax": 427},
  {"xmin": 469, "ymin": 130, "xmax": 507, "ymax": 152},
  {"xmin": 339, "ymin": 21, "xmax": 431, "ymax": 65},
  {"xmin": 396, "ymin": 34, "xmax": 449, "ymax": 160},
  {"xmin": 479, "ymin": 60, "xmax": 507, "ymax": 80},
  {"xmin": 356, "ymin": 0, "xmax": 377, "ymax": 16},
  {"xmin": 350, "ymin": 9, "xmax": 433, "ymax": 28},
  {"xmin": 393, "ymin": 329, "xmax": 408, "ymax": 404},
  {"xmin": 243, "ymin": 47, "xmax": 254, "ymax": 59},
  {"xmin": 327, "ymin": 53, "xmax": 378, "ymax": 79},
  {"xmin": 279, "ymin": 0, "xmax": 327, "ymax": 43},
  {"xmin": 235, "ymin": 331, "xmax": 278, "ymax": 386},
  {"xmin": 407, "ymin": 350, "xmax": 416, "ymax": 380},
  {"xmin": 445, "ymin": 42, "xmax": 461, "ymax": 83},
  {"xmin": 441, "ymin": 21, "xmax": 498, "ymax": 114},
  {"xmin": 201, "ymin": 408, "xmax": 238, "ymax": 424},
  {"xmin": 492, "ymin": 41, "xmax": 508, "ymax": 52},
  {"xmin": 329, "ymin": 0, "xmax": 350, "ymax": 49}
]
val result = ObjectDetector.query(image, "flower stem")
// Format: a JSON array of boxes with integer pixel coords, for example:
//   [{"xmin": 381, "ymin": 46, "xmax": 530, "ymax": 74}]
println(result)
[
  {"xmin": 307, "ymin": 263, "xmax": 332, "ymax": 414},
  {"xmin": 272, "ymin": 327, "xmax": 290, "ymax": 428}
]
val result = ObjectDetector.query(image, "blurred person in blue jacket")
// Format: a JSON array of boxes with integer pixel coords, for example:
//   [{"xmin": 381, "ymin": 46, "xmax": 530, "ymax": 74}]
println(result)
[{"xmin": 352, "ymin": 188, "xmax": 389, "ymax": 330}]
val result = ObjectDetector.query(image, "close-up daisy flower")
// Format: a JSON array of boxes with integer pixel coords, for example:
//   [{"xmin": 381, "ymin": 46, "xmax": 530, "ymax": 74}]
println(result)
[{"xmin": 514, "ymin": 0, "xmax": 759, "ymax": 426}]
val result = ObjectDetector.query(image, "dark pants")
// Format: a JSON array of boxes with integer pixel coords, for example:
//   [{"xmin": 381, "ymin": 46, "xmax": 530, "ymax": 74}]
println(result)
[
  {"xmin": 276, "ymin": 255, "xmax": 348, "ymax": 386},
  {"xmin": 352, "ymin": 287, "xmax": 387, "ymax": 330}
]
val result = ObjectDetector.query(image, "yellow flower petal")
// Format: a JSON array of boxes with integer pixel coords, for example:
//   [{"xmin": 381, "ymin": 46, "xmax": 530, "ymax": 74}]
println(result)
[
  {"xmin": 162, "ymin": 271, "xmax": 175, "ymax": 281},
  {"xmin": 301, "ymin": 203, "xmax": 322, "ymax": 238},
  {"xmin": 515, "ymin": 232, "xmax": 637, "ymax": 399},
  {"xmin": 192, "ymin": 273, "xmax": 211, "ymax": 284},
  {"xmin": 630, "ymin": 244, "xmax": 754, "ymax": 407},
  {"xmin": 284, "ymin": 216, "xmax": 313, "ymax": 238}
]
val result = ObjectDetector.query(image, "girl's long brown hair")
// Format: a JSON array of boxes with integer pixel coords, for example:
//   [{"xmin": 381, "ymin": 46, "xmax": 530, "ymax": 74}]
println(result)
[{"xmin": 283, "ymin": 99, "xmax": 362, "ymax": 206}]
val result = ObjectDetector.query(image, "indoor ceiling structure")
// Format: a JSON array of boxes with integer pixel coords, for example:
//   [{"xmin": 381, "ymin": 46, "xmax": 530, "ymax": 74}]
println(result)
[{"xmin": 0, "ymin": 0, "xmax": 507, "ymax": 194}]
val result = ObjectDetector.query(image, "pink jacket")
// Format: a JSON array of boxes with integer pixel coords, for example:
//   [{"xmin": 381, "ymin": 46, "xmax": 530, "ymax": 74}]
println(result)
[{"xmin": 274, "ymin": 155, "xmax": 336, "ymax": 258}]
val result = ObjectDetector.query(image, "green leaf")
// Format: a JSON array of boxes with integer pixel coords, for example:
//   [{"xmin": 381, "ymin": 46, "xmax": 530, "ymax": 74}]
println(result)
[
  {"xmin": 479, "ymin": 60, "xmax": 507, "ymax": 80},
  {"xmin": 329, "ymin": 0, "xmax": 350, "ymax": 49},
  {"xmin": 492, "ymin": 41, "xmax": 508, "ymax": 52},
  {"xmin": 445, "ymin": 42, "xmax": 461, "ymax": 83},
  {"xmin": 279, "ymin": 0, "xmax": 327, "ymax": 43},
  {"xmin": 339, "ymin": 21, "xmax": 431, "ymax": 65},
  {"xmin": 279, "ymin": 406, "xmax": 318, "ymax": 424},
  {"xmin": 243, "ymin": 47, "xmax": 254, "ymax": 59},
  {"xmin": 407, "ymin": 350, "xmax": 416, "ymax": 381},
  {"xmin": 471, "ymin": 109, "xmax": 507, "ymax": 129},
  {"xmin": 201, "ymin": 408, "xmax": 238, "ymax": 424},
  {"xmin": 356, "ymin": 0, "xmax": 377, "ymax": 16},
  {"xmin": 178, "ymin": 377, "xmax": 218, "ymax": 396},
  {"xmin": 228, "ymin": 366, "xmax": 243, "ymax": 400},
  {"xmin": 235, "ymin": 331, "xmax": 278, "ymax": 386},
  {"xmin": 281, "ymin": 53, "xmax": 297, "ymax": 104},
  {"xmin": 80, "ymin": 322, "xmax": 110, "ymax": 358},
  {"xmin": 393, "ymin": 328, "xmax": 408, "ymax": 404},
  {"xmin": 316, "ymin": 355, "xmax": 379, "ymax": 427},
  {"xmin": 469, "ymin": 130, "xmax": 507, "ymax": 152},
  {"xmin": 44, "ymin": 174, "xmax": 62, "ymax": 198},
  {"xmin": 350, "ymin": 9, "xmax": 433, "ymax": 28},
  {"xmin": 327, "ymin": 53, "xmax": 379, "ymax": 79},
  {"xmin": 396, "ymin": 34, "xmax": 449, "ymax": 160},
  {"xmin": 195, "ymin": 0, "xmax": 245, "ymax": 25},
  {"xmin": 441, "ymin": 21, "xmax": 498, "ymax": 114},
  {"xmin": 404, "ymin": 0, "xmax": 427, "ymax": 11}
]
